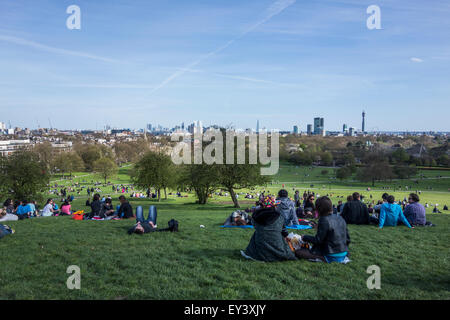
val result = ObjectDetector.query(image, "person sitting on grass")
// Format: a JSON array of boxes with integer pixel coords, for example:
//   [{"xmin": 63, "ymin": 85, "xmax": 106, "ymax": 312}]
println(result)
[
  {"xmin": 241, "ymin": 196, "xmax": 297, "ymax": 262},
  {"xmin": 302, "ymin": 194, "xmax": 316, "ymax": 219},
  {"xmin": 128, "ymin": 206, "xmax": 158, "ymax": 234},
  {"xmin": 0, "ymin": 224, "xmax": 15, "ymax": 239},
  {"xmin": 276, "ymin": 189, "xmax": 299, "ymax": 226},
  {"xmin": 42, "ymin": 199, "xmax": 57, "ymax": 217},
  {"xmin": 117, "ymin": 195, "xmax": 134, "ymax": 219},
  {"xmin": 432, "ymin": 205, "xmax": 442, "ymax": 213},
  {"xmin": 87, "ymin": 194, "xmax": 102, "ymax": 219},
  {"xmin": 100, "ymin": 198, "xmax": 116, "ymax": 219},
  {"xmin": 379, "ymin": 195, "xmax": 412, "ymax": 229},
  {"xmin": 60, "ymin": 200, "xmax": 72, "ymax": 216},
  {"xmin": 403, "ymin": 193, "xmax": 433, "ymax": 226},
  {"xmin": 341, "ymin": 192, "xmax": 369, "ymax": 225},
  {"xmin": 295, "ymin": 196, "xmax": 350, "ymax": 263},
  {"xmin": 16, "ymin": 200, "xmax": 31, "ymax": 219}
]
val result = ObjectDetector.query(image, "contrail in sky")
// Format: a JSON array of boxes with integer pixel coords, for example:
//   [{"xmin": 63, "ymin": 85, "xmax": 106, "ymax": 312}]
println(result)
[
  {"xmin": 0, "ymin": 35, "xmax": 120, "ymax": 63},
  {"xmin": 148, "ymin": 0, "xmax": 297, "ymax": 95}
]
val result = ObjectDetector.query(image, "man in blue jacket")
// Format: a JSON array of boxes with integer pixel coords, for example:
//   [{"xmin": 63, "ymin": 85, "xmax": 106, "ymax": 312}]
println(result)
[{"xmin": 379, "ymin": 195, "xmax": 412, "ymax": 229}]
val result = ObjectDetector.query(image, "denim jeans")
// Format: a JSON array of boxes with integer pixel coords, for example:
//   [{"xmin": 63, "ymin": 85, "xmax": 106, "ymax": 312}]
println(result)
[
  {"xmin": 135, "ymin": 206, "xmax": 157, "ymax": 225},
  {"xmin": 0, "ymin": 224, "xmax": 12, "ymax": 239}
]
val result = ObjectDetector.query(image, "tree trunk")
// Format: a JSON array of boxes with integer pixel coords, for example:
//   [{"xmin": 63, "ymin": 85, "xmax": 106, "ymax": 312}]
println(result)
[
  {"xmin": 229, "ymin": 188, "xmax": 240, "ymax": 208},
  {"xmin": 157, "ymin": 189, "xmax": 161, "ymax": 202},
  {"xmin": 164, "ymin": 188, "xmax": 167, "ymax": 200}
]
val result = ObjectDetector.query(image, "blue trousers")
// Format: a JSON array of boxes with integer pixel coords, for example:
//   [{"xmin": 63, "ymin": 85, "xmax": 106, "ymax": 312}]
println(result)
[
  {"xmin": 0, "ymin": 224, "xmax": 12, "ymax": 239},
  {"xmin": 135, "ymin": 206, "xmax": 157, "ymax": 224}
]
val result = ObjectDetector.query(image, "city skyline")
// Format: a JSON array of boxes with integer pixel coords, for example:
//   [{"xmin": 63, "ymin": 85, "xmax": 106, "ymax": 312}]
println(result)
[{"xmin": 1, "ymin": 0, "xmax": 449, "ymax": 131}]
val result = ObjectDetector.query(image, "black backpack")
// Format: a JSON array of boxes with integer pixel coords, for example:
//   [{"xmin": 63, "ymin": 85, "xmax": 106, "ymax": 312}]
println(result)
[
  {"xmin": 156, "ymin": 219, "xmax": 179, "ymax": 232},
  {"xmin": 168, "ymin": 219, "xmax": 179, "ymax": 232}
]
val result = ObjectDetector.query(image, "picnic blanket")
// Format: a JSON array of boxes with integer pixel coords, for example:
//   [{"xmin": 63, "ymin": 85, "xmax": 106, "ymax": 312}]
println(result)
[{"xmin": 221, "ymin": 224, "xmax": 312, "ymax": 230}]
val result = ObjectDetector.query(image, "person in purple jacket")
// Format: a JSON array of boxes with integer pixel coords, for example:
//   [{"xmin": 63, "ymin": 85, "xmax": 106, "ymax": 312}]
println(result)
[{"xmin": 404, "ymin": 193, "xmax": 432, "ymax": 226}]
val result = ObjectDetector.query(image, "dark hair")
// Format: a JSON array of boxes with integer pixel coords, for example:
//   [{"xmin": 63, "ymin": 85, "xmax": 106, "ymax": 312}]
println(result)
[
  {"xmin": 347, "ymin": 195, "xmax": 353, "ymax": 202},
  {"xmin": 105, "ymin": 198, "xmax": 112, "ymax": 204},
  {"xmin": 63, "ymin": 200, "xmax": 70, "ymax": 206},
  {"xmin": 352, "ymin": 192, "xmax": 360, "ymax": 200},
  {"xmin": 409, "ymin": 193, "xmax": 420, "ymax": 202},
  {"xmin": 307, "ymin": 194, "xmax": 315, "ymax": 201},
  {"xmin": 278, "ymin": 189, "xmax": 288, "ymax": 198},
  {"xmin": 382, "ymin": 193, "xmax": 389, "ymax": 200},
  {"xmin": 315, "ymin": 196, "xmax": 333, "ymax": 217},
  {"xmin": 22, "ymin": 199, "xmax": 28, "ymax": 205},
  {"xmin": 93, "ymin": 194, "xmax": 100, "ymax": 201},
  {"xmin": 3, "ymin": 199, "xmax": 12, "ymax": 207},
  {"xmin": 46, "ymin": 198, "xmax": 53, "ymax": 204},
  {"xmin": 119, "ymin": 195, "xmax": 126, "ymax": 201},
  {"xmin": 387, "ymin": 195, "xmax": 395, "ymax": 204}
]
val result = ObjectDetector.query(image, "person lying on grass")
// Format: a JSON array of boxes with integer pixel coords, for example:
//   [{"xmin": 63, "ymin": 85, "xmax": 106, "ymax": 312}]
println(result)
[
  {"xmin": 295, "ymin": 196, "xmax": 350, "ymax": 263},
  {"xmin": 0, "ymin": 223, "xmax": 14, "ymax": 239},
  {"xmin": 0, "ymin": 208, "xmax": 18, "ymax": 222},
  {"xmin": 128, "ymin": 206, "xmax": 178, "ymax": 234},
  {"xmin": 241, "ymin": 196, "xmax": 297, "ymax": 262}
]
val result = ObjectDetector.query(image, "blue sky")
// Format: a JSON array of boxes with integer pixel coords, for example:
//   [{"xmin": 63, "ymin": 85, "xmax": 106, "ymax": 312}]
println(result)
[{"xmin": 0, "ymin": 0, "xmax": 449, "ymax": 131}]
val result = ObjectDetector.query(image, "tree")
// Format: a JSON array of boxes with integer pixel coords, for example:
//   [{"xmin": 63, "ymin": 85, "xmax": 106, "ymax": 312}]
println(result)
[
  {"xmin": 321, "ymin": 151, "xmax": 333, "ymax": 166},
  {"xmin": 133, "ymin": 151, "xmax": 177, "ymax": 201},
  {"xmin": 391, "ymin": 148, "xmax": 410, "ymax": 164},
  {"xmin": 0, "ymin": 150, "xmax": 49, "ymax": 201},
  {"xmin": 93, "ymin": 158, "xmax": 118, "ymax": 184},
  {"xmin": 336, "ymin": 166, "xmax": 352, "ymax": 181},
  {"xmin": 52, "ymin": 152, "xmax": 84, "ymax": 177},
  {"xmin": 217, "ymin": 163, "xmax": 269, "ymax": 208},
  {"xmin": 179, "ymin": 163, "xmax": 219, "ymax": 205},
  {"xmin": 33, "ymin": 142, "xmax": 53, "ymax": 171},
  {"xmin": 357, "ymin": 158, "xmax": 394, "ymax": 186},
  {"xmin": 393, "ymin": 165, "xmax": 418, "ymax": 179}
]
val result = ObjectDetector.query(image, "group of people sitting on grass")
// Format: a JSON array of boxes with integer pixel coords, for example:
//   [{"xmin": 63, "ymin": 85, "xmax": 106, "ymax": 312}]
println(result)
[
  {"xmin": 238, "ymin": 188, "xmax": 438, "ymax": 263},
  {"xmin": 84, "ymin": 194, "xmax": 134, "ymax": 220},
  {"xmin": 241, "ymin": 192, "xmax": 351, "ymax": 264}
]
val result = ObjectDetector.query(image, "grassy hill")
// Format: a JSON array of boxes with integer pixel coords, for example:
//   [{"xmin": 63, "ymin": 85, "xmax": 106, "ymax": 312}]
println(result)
[{"xmin": 2, "ymin": 163, "xmax": 448, "ymax": 300}]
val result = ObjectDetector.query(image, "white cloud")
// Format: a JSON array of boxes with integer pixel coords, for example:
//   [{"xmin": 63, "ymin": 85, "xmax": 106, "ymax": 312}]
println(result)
[{"xmin": 410, "ymin": 57, "xmax": 424, "ymax": 63}]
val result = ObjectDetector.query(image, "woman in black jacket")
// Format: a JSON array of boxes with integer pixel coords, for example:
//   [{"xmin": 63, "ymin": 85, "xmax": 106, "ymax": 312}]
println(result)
[
  {"xmin": 242, "ymin": 196, "xmax": 297, "ymax": 262},
  {"xmin": 296, "ymin": 196, "xmax": 350, "ymax": 263}
]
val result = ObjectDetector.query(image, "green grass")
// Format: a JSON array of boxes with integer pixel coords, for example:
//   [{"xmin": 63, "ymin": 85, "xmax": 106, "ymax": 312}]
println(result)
[{"xmin": 2, "ymin": 163, "xmax": 449, "ymax": 300}]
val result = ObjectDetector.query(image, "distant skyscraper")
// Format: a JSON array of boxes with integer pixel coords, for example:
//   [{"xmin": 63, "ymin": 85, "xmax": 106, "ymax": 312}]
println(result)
[
  {"xmin": 256, "ymin": 120, "xmax": 260, "ymax": 134},
  {"xmin": 293, "ymin": 125, "xmax": 299, "ymax": 135},
  {"xmin": 181, "ymin": 122, "xmax": 185, "ymax": 130},
  {"xmin": 343, "ymin": 124, "xmax": 348, "ymax": 133},
  {"xmin": 362, "ymin": 111, "xmax": 366, "ymax": 133},
  {"xmin": 307, "ymin": 124, "xmax": 313, "ymax": 135},
  {"xmin": 314, "ymin": 117, "xmax": 324, "ymax": 136},
  {"xmin": 147, "ymin": 123, "xmax": 152, "ymax": 131}
]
